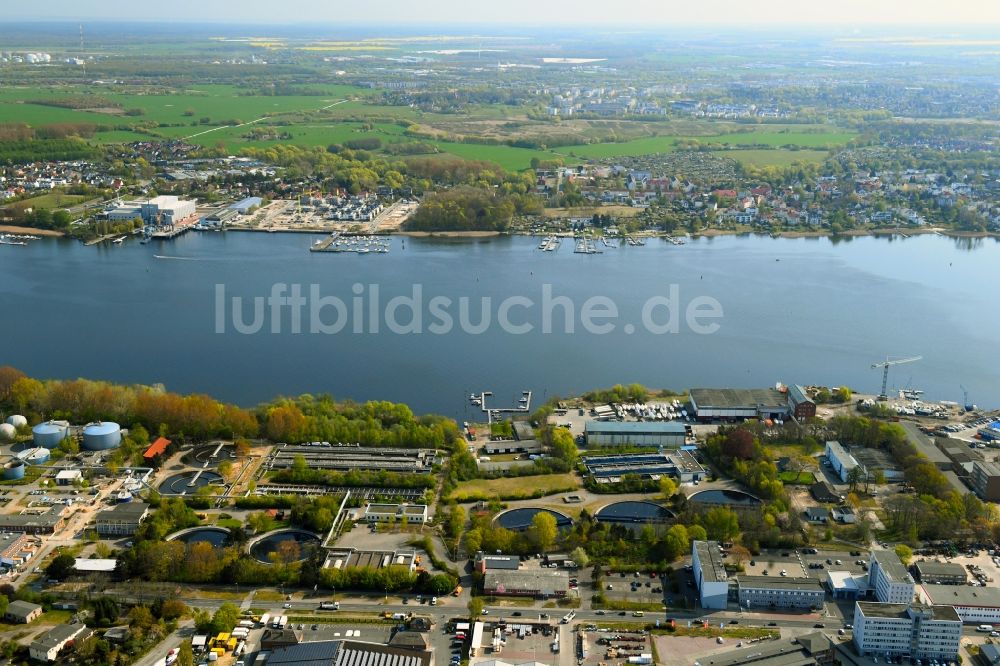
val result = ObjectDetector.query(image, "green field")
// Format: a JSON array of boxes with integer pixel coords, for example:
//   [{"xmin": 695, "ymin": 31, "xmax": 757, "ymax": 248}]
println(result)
[
  {"xmin": 428, "ymin": 140, "xmax": 560, "ymax": 171},
  {"xmin": 718, "ymin": 149, "xmax": 832, "ymax": 167},
  {"xmin": 777, "ymin": 471, "xmax": 816, "ymax": 485},
  {"xmin": 556, "ymin": 130, "xmax": 853, "ymax": 159},
  {"xmin": 2, "ymin": 192, "xmax": 89, "ymax": 211},
  {"xmin": 449, "ymin": 473, "xmax": 580, "ymax": 501}
]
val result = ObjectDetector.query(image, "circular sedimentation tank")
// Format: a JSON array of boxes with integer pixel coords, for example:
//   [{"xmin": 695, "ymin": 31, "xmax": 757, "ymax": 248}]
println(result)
[
  {"xmin": 0, "ymin": 423, "xmax": 16, "ymax": 442},
  {"xmin": 186, "ymin": 443, "xmax": 235, "ymax": 467},
  {"xmin": 82, "ymin": 422, "xmax": 122, "ymax": 451},
  {"xmin": 5, "ymin": 415, "xmax": 27, "ymax": 428},
  {"xmin": 595, "ymin": 501, "xmax": 675, "ymax": 526},
  {"xmin": 17, "ymin": 447, "xmax": 50, "ymax": 465},
  {"xmin": 689, "ymin": 489, "xmax": 762, "ymax": 507},
  {"xmin": 249, "ymin": 529, "xmax": 320, "ymax": 564},
  {"xmin": 494, "ymin": 507, "xmax": 573, "ymax": 532},
  {"xmin": 167, "ymin": 526, "xmax": 232, "ymax": 548},
  {"xmin": 1, "ymin": 459, "xmax": 25, "ymax": 481},
  {"xmin": 32, "ymin": 421, "xmax": 69, "ymax": 449},
  {"xmin": 158, "ymin": 470, "xmax": 224, "ymax": 495}
]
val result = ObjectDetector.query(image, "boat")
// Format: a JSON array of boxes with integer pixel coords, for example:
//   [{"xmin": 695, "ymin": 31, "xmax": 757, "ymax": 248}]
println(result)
[{"xmin": 113, "ymin": 236, "xmax": 126, "ymax": 245}]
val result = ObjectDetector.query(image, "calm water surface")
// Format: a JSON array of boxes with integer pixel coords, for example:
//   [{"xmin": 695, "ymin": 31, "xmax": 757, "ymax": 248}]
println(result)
[{"xmin": 2, "ymin": 232, "xmax": 998, "ymax": 418}]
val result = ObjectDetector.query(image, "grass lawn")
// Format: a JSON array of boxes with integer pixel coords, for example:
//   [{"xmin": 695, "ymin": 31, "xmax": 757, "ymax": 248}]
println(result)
[
  {"xmin": 429, "ymin": 140, "xmax": 559, "ymax": 171},
  {"xmin": 718, "ymin": 148, "xmax": 831, "ymax": 167},
  {"xmin": 449, "ymin": 473, "xmax": 580, "ymax": 501},
  {"xmin": 555, "ymin": 130, "xmax": 852, "ymax": 160},
  {"xmin": 2, "ymin": 192, "xmax": 89, "ymax": 211},
  {"xmin": 778, "ymin": 471, "xmax": 816, "ymax": 485}
]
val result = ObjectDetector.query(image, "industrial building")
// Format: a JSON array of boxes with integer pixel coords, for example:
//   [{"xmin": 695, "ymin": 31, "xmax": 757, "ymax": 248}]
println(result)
[
  {"xmin": 583, "ymin": 420, "xmax": 687, "ymax": 447},
  {"xmin": 360, "ymin": 503, "xmax": 429, "ymax": 524},
  {"xmin": 229, "ymin": 196, "xmax": 263, "ymax": 214},
  {"xmin": 979, "ymin": 422, "xmax": 1000, "ymax": 442},
  {"xmin": 4, "ymin": 600, "xmax": 42, "ymax": 624},
  {"xmin": 852, "ymin": 602, "xmax": 962, "ymax": 662},
  {"xmin": 913, "ymin": 560, "xmax": 967, "ymax": 585},
  {"xmin": 786, "ymin": 385, "xmax": 817, "ymax": 420},
  {"xmin": 323, "ymin": 548, "xmax": 417, "ymax": 572},
  {"xmin": 918, "ymin": 584, "xmax": 1000, "ymax": 624},
  {"xmin": 824, "ymin": 441, "xmax": 859, "ymax": 483},
  {"xmin": 688, "ymin": 388, "xmax": 790, "ymax": 422},
  {"xmin": 0, "ymin": 509, "xmax": 65, "ymax": 535},
  {"xmin": 690, "ymin": 632, "xmax": 833, "ymax": 666},
  {"xmin": 484, "ymin": 440, "xmax": 542, "ymax": 455},
  {"xmin": 269, "ymin": 444, "xmax": 436, "ymax": 474},
  {"xmin": 0, "ymin": 532, "xmax": 39, "ymax": 568},
  {"xmin": 474, "ymin": 552, "xmax": 521, "ymax": 573},
  {"xmin": 972, "ymin": 460, "xmax": 1000, "ymax": 502},
  {"xmin": 483, "ymin": 570, "xmax": 569, "ymax": 598},
  {"xmin": 96, "ymin": 502, "xmax": 150, "ymax": 536},
  {"xmin": 736, "ymin": 576, "xmax": 825, "ymax": 610},
  {"xmin": 29, "ymin": 624, "xmax": 91, "ymax": 663},
  {"xmin": 692, "ymin": 540, "xmax": 730, "ymax": 609},
  {"xmin": 869, "ymin": 548, "xmax": 916, "ymax": 604},
  {"xmin": 140, "ymin": 195, "xmax": 196, "ymax": 226},
  {"xmin": 55, "ymin": 469, "xmax": 82, "ymax": 485},
  {"xmin": 584, "ymin": 451, "xmax": 705, "ymax": 483},
  {"xmin": 259, "ymin": 639, "xmax": 433, "ymax": 666}
]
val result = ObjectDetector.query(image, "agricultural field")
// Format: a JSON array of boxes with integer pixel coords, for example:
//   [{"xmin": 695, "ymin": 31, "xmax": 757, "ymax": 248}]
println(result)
[{"xmin": 449, "ymin": 473, "xmax": 580, "ymax": 501}]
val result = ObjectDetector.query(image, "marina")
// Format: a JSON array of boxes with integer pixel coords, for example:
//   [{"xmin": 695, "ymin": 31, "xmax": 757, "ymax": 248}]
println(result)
[
  {"xmin": 470, "ymin": 390, "xmax": 533, "ymax": 423},
  {"xmin": 537, "ymin": 236, "xmax": 562, "ymax": 252},
  {"xmin": 311, "ymin": 233, "xmax": 391, "ymax": 254},
  {"xmin": 574, "ymin": 236, "xmax": 602, "ymax": 254}
]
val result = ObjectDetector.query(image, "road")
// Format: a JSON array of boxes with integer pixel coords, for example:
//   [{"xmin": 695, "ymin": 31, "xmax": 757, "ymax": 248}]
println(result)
[{"xmin": 132, "ymin": 621, "xmax": 194, "ymax": 666}]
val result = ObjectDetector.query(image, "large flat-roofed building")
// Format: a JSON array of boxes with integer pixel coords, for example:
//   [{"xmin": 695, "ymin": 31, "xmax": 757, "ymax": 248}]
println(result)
[
  {"xmin": 96, "ymin": 502, "xmax": 149, "ymax": 536},
  {"xmin": 689, "ymin": 388, "xmax": 790, "ymax": 422},
  {"xmin": 786, "ymin": 385, "xmax": 816, "ymax": 420},
  {"xmin": 852, "ymin": 602, "xmax": 961, "ymax": 662},
  {"xmin": 918, "ymin": 584, "xmax": 1000, "ymax": 624},
  {"xmin": 0, "ymin": 509, "xmax": 65, "ymax": 535},
  {"xmin": 869, "ymin": 548, "xmax": 915, "ymax": 604},
  {"xmin": 690, "ymin": 632, "xmax": 832, "ymax": 666},
  {"xmin": 736, "ymin": 576, "xmax": 825, "ymax": 610},
  {"xmin": 323, "ymin": 549, "xmax": 417, "ymax": 572},
  {"xmin": 484, "ymin": 570, "xmax": 568, "ymax": 598},
  {"xmin": 914, "ymin": 560, "xmax": 967, "ymax": 585},
  {"xmin": 826, "ymin": 570, "xmax": 871, "ymax": 600},
  {"xmin": 229, "ymin": 196, "xmax": 263, "ymax": 214},
  {"xmin": 824, "ymin": 441, "xmax": 859, "ymax": 483},
  {"xmin": 474, "ymin": 552, "xmax": 520, "ymax": 573},
  {"xmin": 584, "ymin": 451, "xmax": 705, "ymax": 483},
  {"xmin": 262, "ymin": 638, "xmax": 433, "ymax": 666},
  {"xmin": 584, "ymin": 421, "xmax": 687, "ymax": 447},
  {"xmin": 361, "ymin": 503, "xmax": 429, "ymax": 524},
  {"xmin": 0, "ymin": 532, "xmax": 38, "ymax": 568},
  {"xmin": 972, "ymin": 460, "xmax": 1000, "ymax": 502},
  {"xmin": 484, "ymin": 440, "xmax": 542, "ymax": 455},
  {"xmin": 270, "ymin": 445, "xmax": 436, "ymax": 474},
  {"xmin": 692, "ymin": 540, "xmax": 730, "ymax": 609},
  {"xmin": 141, "ymin": 195, "xmax": 196, "ymax": 226}
]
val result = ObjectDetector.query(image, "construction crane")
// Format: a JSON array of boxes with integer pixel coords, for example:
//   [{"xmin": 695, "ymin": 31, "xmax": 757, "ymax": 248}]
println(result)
[
  {"xmin": 960, "ymin": 385, "xmax": 975, "ymax": 412},
  {"xmin": 871, "ymin": 356, "xmax": 922, "ymax": 400}
]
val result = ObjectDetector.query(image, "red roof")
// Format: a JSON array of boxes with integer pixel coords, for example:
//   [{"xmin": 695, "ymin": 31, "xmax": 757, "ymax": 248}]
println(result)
[{"xmin": 143, "ymin": 437, "xmax": 171, "ymax": 459}]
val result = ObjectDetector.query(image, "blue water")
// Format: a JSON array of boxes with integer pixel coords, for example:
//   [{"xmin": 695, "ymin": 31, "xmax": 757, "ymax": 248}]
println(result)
[
  {"xmin": 2, "ymin": 232, "xmax": 998, "ymax": 418},
  {"xmin": 495, "ymin": 507, "xmax": 573, "ymax": 531}
]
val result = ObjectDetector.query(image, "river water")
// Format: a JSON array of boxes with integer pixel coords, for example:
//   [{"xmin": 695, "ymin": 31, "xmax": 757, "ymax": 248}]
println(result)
[{"xmin": 2, "ymin": 231, "xmax": 997, "ymax": 418}]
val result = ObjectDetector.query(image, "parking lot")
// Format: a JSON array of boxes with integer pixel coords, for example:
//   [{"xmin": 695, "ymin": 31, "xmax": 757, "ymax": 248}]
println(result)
[{"xmin": 743, "ymin": 548, "xmax": 870, "ymax": 582}]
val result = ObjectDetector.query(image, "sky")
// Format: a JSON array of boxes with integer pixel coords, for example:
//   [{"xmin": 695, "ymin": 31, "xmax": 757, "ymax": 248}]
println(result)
[{"xmin": 4, "ymin": 0, "xmax": 999, "ymax": 26}]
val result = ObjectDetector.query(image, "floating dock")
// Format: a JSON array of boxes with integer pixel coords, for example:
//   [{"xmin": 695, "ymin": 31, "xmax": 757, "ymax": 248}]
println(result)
[{"xmin": 471, "ymin": 390, "xmax": 533, "ymax": 423}]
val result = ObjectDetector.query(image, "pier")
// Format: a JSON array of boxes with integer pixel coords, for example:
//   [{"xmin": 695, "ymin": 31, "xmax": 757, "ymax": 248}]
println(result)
[
  {"xmin": 471, "ymin": 390, "xmax": 533, "ymax": 423},
  {"xmin": 574, "ymin": 237, "xmax": 602, "ymax": 254},
  {"xmin": 310, "ymin": 234, "xmax": 390, "ymax": 254},
  {"xmin": 310, "ymin": 232, "xmax": 341, "ymax": 252}
]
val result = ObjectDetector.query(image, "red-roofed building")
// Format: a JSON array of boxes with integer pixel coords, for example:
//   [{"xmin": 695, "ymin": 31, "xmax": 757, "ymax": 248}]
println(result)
[{"xmin": 143, "ymin": 437, "xmax": 171, "ymax": 460}]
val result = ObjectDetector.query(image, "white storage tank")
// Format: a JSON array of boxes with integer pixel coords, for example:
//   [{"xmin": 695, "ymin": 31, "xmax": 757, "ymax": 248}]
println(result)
[
  {"xmin": 32, "ymin": 421, "xmax": 70, "ymax": 449},
  {"xmin": 0, "ymin": 423, "xmax": 16, "ymax": 443},
  {"xmin": 82, "ymin": 422, "xmax": 122, "ymax": 451},
  {"xmin": 5, "ymin": 415, "xmax": 27, "ymax": 428}
]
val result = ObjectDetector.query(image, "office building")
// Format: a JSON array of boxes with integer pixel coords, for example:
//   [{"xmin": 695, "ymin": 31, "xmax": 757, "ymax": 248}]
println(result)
[
  {"xmin": 852, "ymin": 602, "xmax": 961, "ymax": 662},
  {"xmin": 736, "ymin": 576, "xmax": 825, "ymax": 610},
  {"xmin": 869, "ymin": 548, "xmax": 915, "ymax": 604},
  {"xmin": 692, "ymin": 540, "xmax": 730, "ymax": 609},
  {"xmin": 918, "ymin": 584, "xmax": 1000, "ymax": 624},
  {"xmin": 914, "ymin": 560, "xmax": 967, "ymax": 585},
  {"xmin": 95, "ymin": 502, "xmax": 149, "ymax": 536}
]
